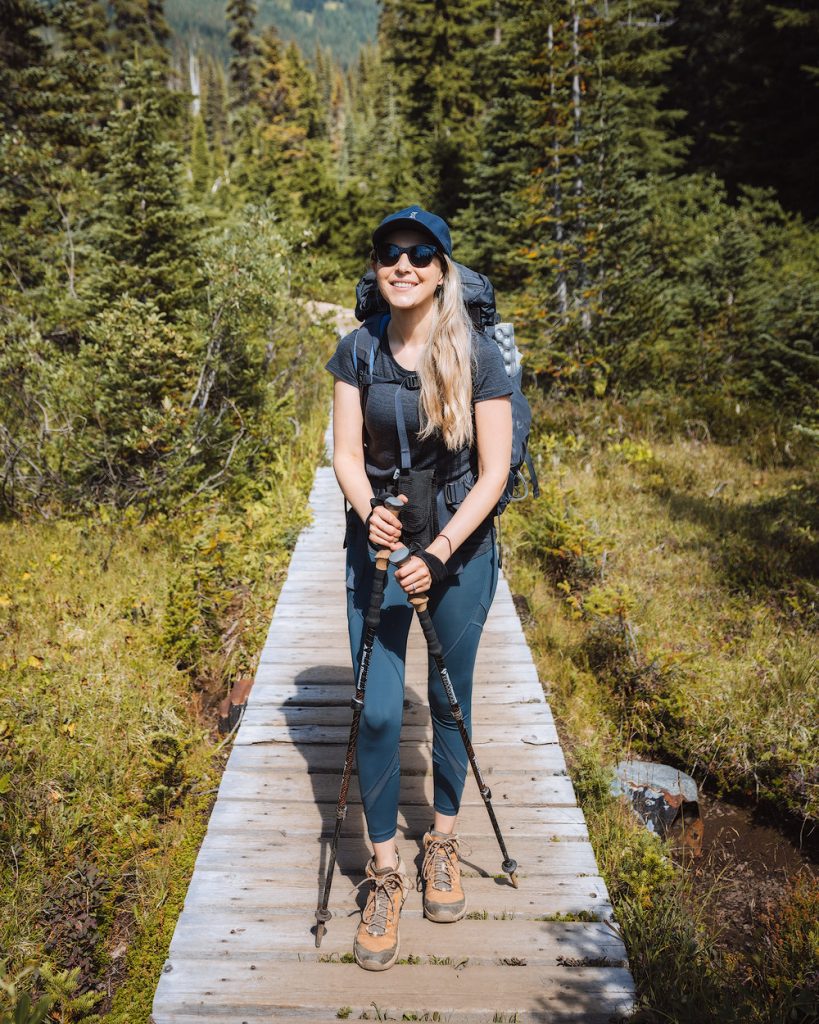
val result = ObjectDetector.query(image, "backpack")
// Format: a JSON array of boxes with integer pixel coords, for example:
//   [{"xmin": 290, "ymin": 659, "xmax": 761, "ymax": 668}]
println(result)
[{"xmin": 353, "ymin": 263, "xmax": 539, "ymax": 515}]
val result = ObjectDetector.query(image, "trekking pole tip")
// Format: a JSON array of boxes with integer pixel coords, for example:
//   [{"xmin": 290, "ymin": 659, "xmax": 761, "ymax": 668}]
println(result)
[
  {"xmin": 314, "ymin": 906, "xmax": 332, "ymax": 946},
  {"xmin": 503, "ymin": 858, "xmax": 519, "ymax": 888}
]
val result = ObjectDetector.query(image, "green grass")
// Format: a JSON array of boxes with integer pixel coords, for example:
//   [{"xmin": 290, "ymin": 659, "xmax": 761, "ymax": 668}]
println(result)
[
  {"xmin": 507, "ymin": 397, "xmax": 818, "ymax": 823},
  {"xmin": 0, "ymin": 317, "xmax": 335, "ymax": 1019},
  {"xmin": 503, "ymin": 395, "xmax": 819, "ymax": 1023}
]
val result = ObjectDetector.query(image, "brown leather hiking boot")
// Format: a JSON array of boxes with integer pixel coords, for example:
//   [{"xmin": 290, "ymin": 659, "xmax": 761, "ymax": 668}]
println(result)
[
  {"xmin": 353, "ymin": 854, "xmax": 411, "ymax": 971},
  {"xmin": 421, "ymin": 829, "xmax": 467, "ymax": 923}
]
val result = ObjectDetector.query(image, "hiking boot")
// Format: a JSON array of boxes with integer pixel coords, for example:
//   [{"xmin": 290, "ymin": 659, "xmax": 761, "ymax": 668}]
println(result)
[
  {"xmin": 353, "ymin": 854, "xmax": 411, "ymax": 971},
  {"xmin": 421, "ymin": 829, "xmax": 466, "ymax": 923}
]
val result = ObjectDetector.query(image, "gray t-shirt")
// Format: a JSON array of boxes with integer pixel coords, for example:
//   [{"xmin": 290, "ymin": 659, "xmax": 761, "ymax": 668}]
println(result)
[{"xmin": 326, "ymin": 321, "xmax": 512, "ymax": 573}]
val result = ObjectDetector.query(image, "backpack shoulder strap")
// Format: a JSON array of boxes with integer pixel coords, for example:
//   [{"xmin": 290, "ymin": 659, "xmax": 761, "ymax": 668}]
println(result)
[{"xmin": 352, "ymin": 313, "xmax": 390, "ymax": 385}]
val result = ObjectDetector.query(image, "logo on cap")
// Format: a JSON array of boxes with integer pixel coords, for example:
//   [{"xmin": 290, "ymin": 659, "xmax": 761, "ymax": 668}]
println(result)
[{"xmin": 409, "ymin": 211, "xmax": 418, "ymax": 219}]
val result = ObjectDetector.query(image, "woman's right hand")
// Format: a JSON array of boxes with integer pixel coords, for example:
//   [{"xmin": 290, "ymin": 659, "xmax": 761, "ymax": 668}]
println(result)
[{"xmin": 368, "ymin": 496, "xmax": 407, "ymax": 551}]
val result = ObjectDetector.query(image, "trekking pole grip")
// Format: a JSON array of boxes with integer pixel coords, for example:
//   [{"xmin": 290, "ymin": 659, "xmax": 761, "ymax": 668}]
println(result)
[
  {"xmin": 373, "ymin": 494, "xmax": 405, "ymax": 571},
  {"xmin": 388, "ymin": 544, "xmax": 436, "ymax": 617}
]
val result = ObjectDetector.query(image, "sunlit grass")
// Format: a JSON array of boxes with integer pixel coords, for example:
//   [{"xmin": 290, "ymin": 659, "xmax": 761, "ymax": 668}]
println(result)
[
  {"xmin": 504, "ymin": 397, "xmax": 818, "ymax": 1022},
  {"xmin": 0, "ymin": 311, "xmax": 336, "ymax": 1018}
]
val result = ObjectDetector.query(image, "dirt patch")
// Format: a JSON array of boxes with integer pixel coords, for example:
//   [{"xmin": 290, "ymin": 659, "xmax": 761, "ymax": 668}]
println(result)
[{"xmin": 674, "ymin": 793, "xmax": 818, "ymax": 953}]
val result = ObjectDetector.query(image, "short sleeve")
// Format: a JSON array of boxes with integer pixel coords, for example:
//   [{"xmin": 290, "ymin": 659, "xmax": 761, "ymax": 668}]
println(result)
[
  {"xmin": 325, "ymin": 330, "xmax": 359, "ymax": 387},
  {"xmin": 473, "ymin": 332, "xmax": 513, "ymax": 402}
]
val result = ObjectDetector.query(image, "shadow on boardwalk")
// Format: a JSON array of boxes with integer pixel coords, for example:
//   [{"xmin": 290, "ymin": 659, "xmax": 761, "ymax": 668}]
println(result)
[{"xmin": 282, "ymin": 661, "xmax": 442, "ymax": 929}]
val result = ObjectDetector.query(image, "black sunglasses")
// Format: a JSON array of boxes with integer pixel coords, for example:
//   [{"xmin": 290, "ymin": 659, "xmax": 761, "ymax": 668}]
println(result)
[{"xmin": 373, "ymin": 242, "xmax": 440, "ymax": 268}]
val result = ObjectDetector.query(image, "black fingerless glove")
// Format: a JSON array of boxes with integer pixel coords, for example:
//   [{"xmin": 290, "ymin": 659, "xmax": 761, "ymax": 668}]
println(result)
[
  {"xmin": 410, "ymin": 543, "xmax": 449, "ymax": 585},
  {"xmin": 365, "ymin": 496, "xmax": 385, "ymax": 552}
]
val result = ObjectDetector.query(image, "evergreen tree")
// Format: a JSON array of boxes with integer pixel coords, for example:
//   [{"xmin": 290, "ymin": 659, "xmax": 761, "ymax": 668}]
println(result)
[
  {"xmin": 454, "ymin": 2, "xmax": 683, "ymax": 386},
  {"xmin": 51, "ymin": 0, "xmax": 113, "ymax": 134},
  {"xmin": 453, "ymin": 0, "xmax": 541, "ymax": 288},
  {"xmin": 226, "ymin": 0, "xmax": 261, "ymax": 110},
  {"xmin": 0, "ymin": 0, "xmax": 108, "ymax": 330},
  {"xmin": 333, "ymin": 41, "xmax": 426, "ymax": 265},
  {"xmin": 0, "ymin": 0, "xmax": 51, "ymax": 130},
  {"xmin": 91, "ymin": 59, "xmax": 200, "ymax": 316},
  {"xmin": 377, "ymin": 0, "xmax": 496, "ymax": 219},
  {"xmin": 663, "ymin": 0, "xmax": 819, "ymax": 216},
  {"xmin": 50, "ymin": 0, "xmax": 109, "ymax": 64},
  {"xmin": 190, "ymin": 113, "xmax": 213, "ymax": 196},
  {"xmin": 201, "ymin": 51, "xmax": 231, "ymax": 172},
  {"xmin": 109, "ymin": 0, "xmax": 170, "ymax": 67}
]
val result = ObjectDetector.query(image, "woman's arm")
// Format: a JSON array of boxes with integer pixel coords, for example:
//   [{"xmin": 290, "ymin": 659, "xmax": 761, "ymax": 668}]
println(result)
[
  {"xmin": 394, "ymin": 395, "xmax": 512, "ymax": 592},
  {"xmin": 332, "ymin": 379, "xmax": 404, "ymax": 550}
]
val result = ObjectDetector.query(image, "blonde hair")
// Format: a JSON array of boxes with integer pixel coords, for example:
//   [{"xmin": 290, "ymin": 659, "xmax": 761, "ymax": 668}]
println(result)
[{"xmin": 417, "ymin": 254, "xmax": 475, "ymax": 450}]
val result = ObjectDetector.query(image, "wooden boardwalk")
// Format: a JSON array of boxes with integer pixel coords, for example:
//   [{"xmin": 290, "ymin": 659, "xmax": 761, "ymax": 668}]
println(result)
[{"xmin": 152, "ymin": 416, "xmax": 635, "ymax": 1021}]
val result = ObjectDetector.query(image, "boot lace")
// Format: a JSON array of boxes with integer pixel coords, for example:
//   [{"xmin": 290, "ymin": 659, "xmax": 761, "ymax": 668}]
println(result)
[
  {"xmin": 422, "ymin": 835, "xmax": 459, "ymax": 892},
  {"xmin": 352, "ymin": 868, "xmax": 404, "ymax": 936}
]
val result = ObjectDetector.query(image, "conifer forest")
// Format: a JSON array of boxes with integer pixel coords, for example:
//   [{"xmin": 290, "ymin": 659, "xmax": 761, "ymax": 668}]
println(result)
[{"xmin": 0, "ymin": 1, "xmax": 817, "ymax": 1021}]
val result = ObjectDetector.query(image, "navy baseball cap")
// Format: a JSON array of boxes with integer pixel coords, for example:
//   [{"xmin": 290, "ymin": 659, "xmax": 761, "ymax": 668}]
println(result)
[{"xmin": 372, "ymin": 205, "xmax": 452, "ymax": 257}]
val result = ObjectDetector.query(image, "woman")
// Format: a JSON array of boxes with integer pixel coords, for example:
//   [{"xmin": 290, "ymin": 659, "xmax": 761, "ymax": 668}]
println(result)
[{"xmin": 326, "ymin": 205, "xmax": 513, "ymax": 971}]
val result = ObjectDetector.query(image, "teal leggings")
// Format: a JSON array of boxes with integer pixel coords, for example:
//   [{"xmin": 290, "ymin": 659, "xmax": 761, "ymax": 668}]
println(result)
[{"xmin": 346, "ymin": 533, "xmax": 499, "ymax": 843}]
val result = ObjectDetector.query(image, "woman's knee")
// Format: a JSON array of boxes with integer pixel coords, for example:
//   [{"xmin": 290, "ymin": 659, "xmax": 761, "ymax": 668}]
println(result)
[{"xmin": 361, "ymin": 695, "xmax": 403, "ymax": 736}]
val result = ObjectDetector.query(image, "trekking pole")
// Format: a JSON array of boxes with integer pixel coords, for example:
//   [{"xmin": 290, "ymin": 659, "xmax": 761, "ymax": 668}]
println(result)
[
  {"xmin": 389, "ymin": 545, "xmax": 519, "ymax": 888},
  {"xmin": 314, "ymin": 495, "xmax": 404, "ymax": 947}
]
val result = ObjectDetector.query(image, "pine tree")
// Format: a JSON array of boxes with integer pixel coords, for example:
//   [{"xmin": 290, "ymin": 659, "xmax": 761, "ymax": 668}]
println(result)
[
  {"xmin": 664, "ymin": 0, "xmax": 819, "ymax": 216},
  {"xmin": 109, "ymin": 0, "xmax": 170, "ymax": 67},
  {"xmin": 226, "ymin": 0, "xmax": 261, "ymax": 110},
  {"xmin": 92, "ymin": 59, "xmax": 200, "ymax": 316},
  {"xmin": 0, "ymin": 0, "xmax": 109, "ymax": 329},
  {"xmin": 190, "ymin": 113, "xmax": 213, "ymax": 196},
  {"xmin": 454, "ymin": 0, "xmax": 541, "ymax": 288},
  {"xmin": 452, "ymin": 2, "xmax": 684, "ymax": 387},
  {"xmin": 201, "ymin": 52, "xmax": 231, "ymax": 171},
  {"xmin": 0, "ymin": 0, "xmax": 51, "ymax": 130},
  {"xmin": 377, "ymin": 0, "xmax": 497, "ymax": 218},
  {"xmin": 335, "ymin": 42, "xmax": 425, "ymax": 255},
  {"xmin": 52, "ymin": 0, "xmax": 110, "ymax": 65}
]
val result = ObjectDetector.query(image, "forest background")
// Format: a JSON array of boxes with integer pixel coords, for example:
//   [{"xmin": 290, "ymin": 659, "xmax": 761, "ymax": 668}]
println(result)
[{"xmin": 0, "ymin": 0, "xmax": 817, "ymax": 1022}]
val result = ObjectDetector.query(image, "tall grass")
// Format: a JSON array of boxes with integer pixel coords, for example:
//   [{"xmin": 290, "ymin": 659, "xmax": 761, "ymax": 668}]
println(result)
[
  {"xmin": 0, "ymin": 311, "xmax": 336, "ymax": 1020},
  {"xmin": 504, "ymin": 394, "xmax": 818, "ymax": 1022}
]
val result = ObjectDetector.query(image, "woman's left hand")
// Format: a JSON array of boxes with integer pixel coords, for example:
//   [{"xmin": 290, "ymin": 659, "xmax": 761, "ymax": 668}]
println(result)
[{"xmin": 394, "ymin": 555, "xmax": 432, "ymax": 595}]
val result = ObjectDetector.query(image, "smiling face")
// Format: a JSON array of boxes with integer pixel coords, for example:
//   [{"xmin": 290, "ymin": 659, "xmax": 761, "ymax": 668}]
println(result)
[{"xmin": 372, "ymin": 229, "xmax": 445, "ymax": 313}]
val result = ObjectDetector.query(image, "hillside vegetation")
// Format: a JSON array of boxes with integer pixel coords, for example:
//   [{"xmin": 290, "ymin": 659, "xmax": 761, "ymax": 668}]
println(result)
[
  {"xmin": 1, "ymin": 1, "xmax": 817, "ymax": 1021},
  {"xmin": 166, "ymin": 0, "xmax": 378, "ymax": 67}
]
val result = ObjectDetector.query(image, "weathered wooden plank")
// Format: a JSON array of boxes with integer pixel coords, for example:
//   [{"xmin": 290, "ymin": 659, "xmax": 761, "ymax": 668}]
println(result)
[
  {"xmin": 258, "ymin": 634, "xmax": 529, "ymax": 652},
  {"xmin": 152, "ymin": 962, "xmax": 634, "ymax": 1023},
  {"xmin": 253, "ymin": 661, "xmax": 544, "ymax": 687},
  {"xmin": 224, "ymin": 741, "xmax": 569, "ymax": 775},
  {"xmin": 270, "ymin": 604, "xmax": 527, "ymax": 622},
  {"xmin": 238, "ymin": 704, "xmax": 554, "ymax": 729},
  {"xmin": 235, "ymin": 723, "xmax": 558, "ymax": 747},
  {"xmin": 192, "ymin": 835, "xmax": 602, "ymax": 878},
  {"xmin": 167, "ymin": 915, "xmax": 627, "ymax": 967},
  {"xmin": 258, "ymin": 646, "xmax": 539, "ymax": 665},
  {"xmin": 246, "ymin": 683, "xmax": 548, "ymax": 706},
  {"xmin": 213, "ymin": 771, "xmax": 577, "ymax": 808},
  {"xmin": 181, "ymin": 873, "xmax": 611, "ymax": 920},
  {"xmin": 204, "ymin": 800, "xmax": 588, "ymax": 838}
]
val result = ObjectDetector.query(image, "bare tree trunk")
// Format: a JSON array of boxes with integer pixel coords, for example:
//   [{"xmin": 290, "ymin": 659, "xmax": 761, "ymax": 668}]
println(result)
[
  {"xmin": 54, "ymin": 194, "xmax": 77, "ymax": 300},
  {"xmin": 572, "ymin": 0, "xmax": 591, "ymax": 332},
  {"xmin": 548, "ymin": 21, "xmax": 568, "ymax": 320},
  {"xmin": 189, "ymin": 46, "xmax": 201, "ymax": 117}
]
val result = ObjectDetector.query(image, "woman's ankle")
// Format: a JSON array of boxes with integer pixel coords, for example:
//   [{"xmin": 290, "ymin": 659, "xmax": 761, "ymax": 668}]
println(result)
[{"xmin": 371, "ymin": 839, "xmax": 399, "ymax": 870}]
